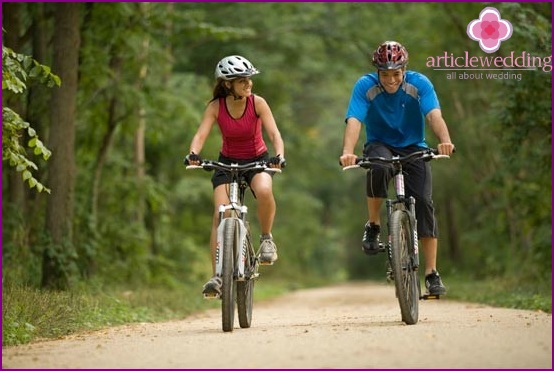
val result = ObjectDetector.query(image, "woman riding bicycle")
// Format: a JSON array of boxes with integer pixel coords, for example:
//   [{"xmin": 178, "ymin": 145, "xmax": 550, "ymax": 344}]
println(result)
[
  {"xmin": 339, "ymin": 41, "xmax": 455, "ymax": 296},
  {"xmin": 186, "ymin": 55, "xmax": 285, "ymax": 297}
]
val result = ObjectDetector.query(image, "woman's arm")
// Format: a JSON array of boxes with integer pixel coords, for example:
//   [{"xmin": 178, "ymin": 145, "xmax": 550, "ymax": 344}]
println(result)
[
  {"xmin": 256, "ymin": 96, "xmax": 285, "ymax": 158},
  {"xmin": 188, "ymin": 100, "xmax": 218, "ymax": 156}
]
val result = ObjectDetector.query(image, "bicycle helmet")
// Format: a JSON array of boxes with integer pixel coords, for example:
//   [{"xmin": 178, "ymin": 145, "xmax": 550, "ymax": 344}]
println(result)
[
  {"xmin": 372, "ymin": 41, "xmax": 409, "ymax": 70},
  {"xmin": 214, "ymin": 55, "xmax": 260, "ymax": 80}
]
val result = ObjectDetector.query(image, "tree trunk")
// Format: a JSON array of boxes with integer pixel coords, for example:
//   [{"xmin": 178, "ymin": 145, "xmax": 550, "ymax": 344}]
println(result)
[
  {"xmin": 42, "ymin": 3, "xmax": 80, "ymax": 290},
  {"xmin": 26, "ymin": 2, "xmax": 50, "ymax": 223}
]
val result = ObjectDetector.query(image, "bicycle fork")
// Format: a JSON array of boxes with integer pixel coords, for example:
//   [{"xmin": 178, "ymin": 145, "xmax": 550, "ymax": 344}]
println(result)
[
  {"xmin": 214, "ymin": 182, "xmax": 253, "ymax": 282},
  {"xmin": 385, "ymin": 171, "xmax": 420, "ymax": 280}
]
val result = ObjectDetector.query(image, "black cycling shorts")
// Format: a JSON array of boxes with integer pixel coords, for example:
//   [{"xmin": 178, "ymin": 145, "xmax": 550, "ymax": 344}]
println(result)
[
  {"xmin": 363, "ymin": 143, "xmax": 438, "ymax": 238},
  {"xmin": 211, "ymin": 152, "xmax": 272, "ymax": 190}
]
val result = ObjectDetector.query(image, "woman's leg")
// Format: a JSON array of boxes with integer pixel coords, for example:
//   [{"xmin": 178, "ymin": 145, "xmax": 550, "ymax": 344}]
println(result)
[{"xmin": 249, "ymin": 172, "xmax": 275, "ymax": 235}]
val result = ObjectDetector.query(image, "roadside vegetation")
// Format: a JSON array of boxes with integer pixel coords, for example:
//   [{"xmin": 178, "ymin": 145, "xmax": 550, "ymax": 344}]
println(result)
[
  {"xmin": 3, "ymin": 275, "xmax": 550, "ymax": 346},
  {"xmin": 3, "ymin": 3, "xmax": 551, "ymax": 347}
]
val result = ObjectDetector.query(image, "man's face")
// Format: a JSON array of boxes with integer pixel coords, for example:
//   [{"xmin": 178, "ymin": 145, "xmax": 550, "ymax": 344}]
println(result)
[{"xmin": 378, "ymin": 69, "xmax": 404, "ymax": 94}]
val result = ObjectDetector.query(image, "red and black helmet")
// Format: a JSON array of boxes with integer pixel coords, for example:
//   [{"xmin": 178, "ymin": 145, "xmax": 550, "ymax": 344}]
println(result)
[{"xmin": 372, "ymin": 41, "xmax": 409, "ymax": 70}]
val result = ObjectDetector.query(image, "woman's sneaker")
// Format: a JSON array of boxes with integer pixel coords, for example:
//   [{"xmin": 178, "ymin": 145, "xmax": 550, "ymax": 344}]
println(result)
[
  {"xmin": 425, "ymin": 270, "xmax": 447, "ymax": 296},
  {"xmin": 202, "ymin": 276, "xmax": 222, "ymax": 299},
  {"xmin": 259, "ymin": 235, "xmax": 278, "ymax": 265}
]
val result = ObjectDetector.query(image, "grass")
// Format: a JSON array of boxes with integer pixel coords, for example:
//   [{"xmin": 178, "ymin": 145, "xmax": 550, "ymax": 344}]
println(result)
[
  {"xmin": 2, "ymin": 275, "xmax": 551, "ymax": 346},
  {"xmin": 1, "ymin": 278, "xmax": 296, "ymax": 346},
  {"xmin": 445, "ymin": 275, "xmax": 552, "ymax": 313}
]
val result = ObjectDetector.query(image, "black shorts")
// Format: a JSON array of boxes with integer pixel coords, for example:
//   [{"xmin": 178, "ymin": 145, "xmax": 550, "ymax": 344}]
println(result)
[
  {"xmin": 211, "ymin": 152, "xmax": 272, "ymax": 189},
  {"xmin": 363, "ymin": 143, "xmax": 438, "ymax": 238}
]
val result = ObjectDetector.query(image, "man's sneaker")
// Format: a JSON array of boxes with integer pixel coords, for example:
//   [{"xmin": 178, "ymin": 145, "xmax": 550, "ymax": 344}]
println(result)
[
  {"xmin": 202, "ymin": 276, "xmax": 222, "ymax": 298},
  {"xmin": 259, "ymin": 236, "xmax": 278, "ymax": 265},
  {"xmin": 362, "ymin": 222, "xmax": 381, "ymax": 255},
  {"xmin": 425, "ymin": 270, "xmax": 447, "ymax": 296}
]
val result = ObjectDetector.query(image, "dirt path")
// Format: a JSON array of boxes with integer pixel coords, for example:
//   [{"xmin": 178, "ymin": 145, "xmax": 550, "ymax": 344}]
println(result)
[{"xmin": 2, "ymin": 282, "xmax": 551, "ymax": 369}]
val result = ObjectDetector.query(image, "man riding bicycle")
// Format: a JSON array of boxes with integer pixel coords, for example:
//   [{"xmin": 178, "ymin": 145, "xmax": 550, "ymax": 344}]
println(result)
[{"xmin": 339, "ymin": 41, "xmax": 455, "ymax": 296}]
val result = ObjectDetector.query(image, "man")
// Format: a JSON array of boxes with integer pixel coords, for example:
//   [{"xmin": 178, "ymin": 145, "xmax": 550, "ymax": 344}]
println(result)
[{"xmin": 339, "ymin": 41, "xmax": 455, "ymax": 295}]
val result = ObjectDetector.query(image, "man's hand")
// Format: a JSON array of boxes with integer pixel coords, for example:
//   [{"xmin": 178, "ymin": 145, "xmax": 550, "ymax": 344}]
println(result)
[
  {"xmin": 340, "ymin": 153, "xmax": 358, "ymax": 167},
  {"xmin": 437, "ymin": 143, "xmax": 455, "ymax": 156}
]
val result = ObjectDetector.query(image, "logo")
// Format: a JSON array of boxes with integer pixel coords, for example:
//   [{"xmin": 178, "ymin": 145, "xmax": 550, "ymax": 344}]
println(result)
[
  {"xmin": 467, "ymin": 7, "xmax": 513, "ymax": 53},
  {"xmin": 426, "ymin": 5, "xmax": 551, "ymax": 79}
]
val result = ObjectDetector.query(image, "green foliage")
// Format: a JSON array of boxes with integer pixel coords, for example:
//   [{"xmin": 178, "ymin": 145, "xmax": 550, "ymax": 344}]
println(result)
[
  {"xmin": 2, "ymin": 45, "xmax": 59, "ymax": 193},
  {"xmin": 448, "ymin": 274, "xmax": 552, "ymax": 313},
  {"xmin": 2, "ymin": 2, "xmax": 552, "ymax": 343}
]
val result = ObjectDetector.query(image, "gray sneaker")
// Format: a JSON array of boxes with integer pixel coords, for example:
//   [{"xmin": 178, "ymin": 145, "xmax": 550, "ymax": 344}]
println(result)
[
  {"xmin": 259, "ymin": 237, "xmax": 278, "ymax": 265},
  {"xmin": 202, "ymin": 276, "xmax": 222, "ymax": 299}
]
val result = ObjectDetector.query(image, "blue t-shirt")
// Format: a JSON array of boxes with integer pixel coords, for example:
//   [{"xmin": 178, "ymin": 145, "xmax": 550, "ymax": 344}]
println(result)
[{"xmin": 345, "ymin": 71, "xmax": 440, "ymax": 148}]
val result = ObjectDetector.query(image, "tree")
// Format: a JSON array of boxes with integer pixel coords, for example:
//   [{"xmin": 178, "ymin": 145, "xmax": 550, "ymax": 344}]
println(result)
[{"xmin": 42, "ymin": 3, "xmax": 80, "ymax": 290}]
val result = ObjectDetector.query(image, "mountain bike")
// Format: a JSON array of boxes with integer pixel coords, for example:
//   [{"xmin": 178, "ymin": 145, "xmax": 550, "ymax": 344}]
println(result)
[
  {"xmin": 185, "ymin": 159, "xmax": 281, "ymax": 332},
  {"xmin": 343, "ymin": 148, "xmax": 450, "ymax": 325}
]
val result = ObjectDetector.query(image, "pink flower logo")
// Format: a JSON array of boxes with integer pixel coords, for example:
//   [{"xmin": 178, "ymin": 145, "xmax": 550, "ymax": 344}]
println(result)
[{"xmin": 467, "ymin": 7, "xmax": 513, "ymax": 53}]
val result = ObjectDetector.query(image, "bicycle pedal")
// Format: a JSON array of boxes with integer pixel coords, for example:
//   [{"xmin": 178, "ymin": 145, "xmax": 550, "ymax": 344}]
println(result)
[
  {"xmin": 259, "ymin": 261, "xmax": 275, "ymax": 266},
  {"xmin": 203, "ymin": 293, "xmax": 220, "ymax": 300},
  {"xmin": 421, "ymin": 293, "xmax": 440, "ymax": 300}
]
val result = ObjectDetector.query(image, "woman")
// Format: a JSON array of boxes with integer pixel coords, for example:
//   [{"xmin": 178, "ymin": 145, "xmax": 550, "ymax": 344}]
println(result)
[{"xmin": 186, "ymin": 55, "xmax": 285, "ymax": 297}]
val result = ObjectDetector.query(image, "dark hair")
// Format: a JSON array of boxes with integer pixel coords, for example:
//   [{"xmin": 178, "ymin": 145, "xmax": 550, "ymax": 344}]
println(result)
[{"xmin": 210, "ymin": 78, "xmax": 230, "ymax": 102}]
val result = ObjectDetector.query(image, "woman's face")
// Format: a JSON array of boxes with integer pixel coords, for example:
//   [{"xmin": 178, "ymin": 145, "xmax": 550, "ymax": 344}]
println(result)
[
  {"xmin": 228, "ymin": 77, "xmax": 253, "ymax": 97},
  {"xmin": 378, "ymin": 69, "xmax": 404, "ymax": 94}
]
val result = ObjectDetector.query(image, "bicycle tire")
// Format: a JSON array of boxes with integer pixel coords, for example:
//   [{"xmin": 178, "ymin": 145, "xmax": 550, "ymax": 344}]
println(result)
[
  {"xmin": 221, "ymin": 218, "xmax": 237, "ymax": 332},
  {"xmin": 237, "ymin": 224, "xmax": 255, "ymax": 328},
  {"xmin": 390, "ymin": 209, "xmax": 419, "ymax": 325}
]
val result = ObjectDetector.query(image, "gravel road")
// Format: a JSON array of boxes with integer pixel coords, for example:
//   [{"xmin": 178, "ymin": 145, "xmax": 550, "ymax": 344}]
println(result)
[{"xmin": 2, "ymin": 282, "xmax": 551, "ymax": 369}]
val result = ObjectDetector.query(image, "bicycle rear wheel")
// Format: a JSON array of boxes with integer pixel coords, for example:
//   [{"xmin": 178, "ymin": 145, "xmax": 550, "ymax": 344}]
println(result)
[
  {"xmin": 237, "ymin": 225, "xmax": 255, "ymax": 328},
  {"xmin": 221, "ymin": 218, "xmax": 238, "ymax": 332},
  {"xmin": 390, "ymin": 209, "xmax": 419, "ymax": 325}
]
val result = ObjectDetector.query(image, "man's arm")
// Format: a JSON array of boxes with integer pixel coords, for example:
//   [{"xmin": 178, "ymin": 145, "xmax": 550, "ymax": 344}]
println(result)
[
  {"xmin": 426, "ymin": 108, "xmax": 455, "ymax": 155},
  {"xmin": 340, "ymin": 117, "xmax": 363, "ymax": 166}
]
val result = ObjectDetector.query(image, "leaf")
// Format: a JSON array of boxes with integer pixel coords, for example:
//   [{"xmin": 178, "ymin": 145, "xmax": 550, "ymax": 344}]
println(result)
[
  {"xmin": 22, "ymin": 170, "xmax": 32, "ymax": 181},
  {"xmin": 28, "ymin": 137, "xmax": 37, "ymax": 147},
  {"xmin": 29, "ymin": 65, "xmax": 42, "ymax": 78}
]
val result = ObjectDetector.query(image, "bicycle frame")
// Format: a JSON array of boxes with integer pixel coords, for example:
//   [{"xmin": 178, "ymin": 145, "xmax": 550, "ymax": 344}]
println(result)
[
  {"xmin": 187, "ymin": 160, "xmax": 280, "ymax": 281},
  {"xmin": 186, "ymin": 158, "xmax": 280, "ymax": 332},
  {"xmin": 343, "ymin": 148, "xmax": 449, "ymax": 324}
]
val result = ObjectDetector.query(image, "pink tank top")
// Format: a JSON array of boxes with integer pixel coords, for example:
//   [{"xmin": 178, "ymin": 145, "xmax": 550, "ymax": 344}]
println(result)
[{"xmin": 217, "ymin": 95, "xmax": 268, "ymax": 159}]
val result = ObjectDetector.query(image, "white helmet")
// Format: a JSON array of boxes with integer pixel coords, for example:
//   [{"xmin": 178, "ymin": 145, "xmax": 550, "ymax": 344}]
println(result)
[{"xmin": 214, "ymin": 55, "xmax": 260, "ymax": 80}]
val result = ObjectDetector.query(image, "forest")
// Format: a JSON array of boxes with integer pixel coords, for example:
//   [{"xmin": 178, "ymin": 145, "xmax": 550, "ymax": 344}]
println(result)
[{"xmin": 2, "ymin": 2, "xmax": 552, "ymax": 342}]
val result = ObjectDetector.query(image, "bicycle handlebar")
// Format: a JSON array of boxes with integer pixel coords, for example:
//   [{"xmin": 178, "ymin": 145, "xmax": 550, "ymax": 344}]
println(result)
[
  {"xmin": 343, "ymin": 148, "xmax": 450, "ymax": 171},
  {"xmin": 185, "ymin": 159, "xmax": 282, "ymax": 173}
]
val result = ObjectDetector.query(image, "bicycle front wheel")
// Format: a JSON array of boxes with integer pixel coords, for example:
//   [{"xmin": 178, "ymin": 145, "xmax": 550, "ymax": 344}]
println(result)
[
  {"xmin": 221, "ymin": 218, "xmax": 238, "ymax": 332},
  {"xmin": 390, "ymin": 209, "xmax": 419, "ymax": 325}
]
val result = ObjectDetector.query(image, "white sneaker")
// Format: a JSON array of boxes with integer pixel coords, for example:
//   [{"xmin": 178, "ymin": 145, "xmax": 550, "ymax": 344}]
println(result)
[
  {"xmin": 202, "ymin": 276, "xmax": 222, "ymax": 298},
  {"xmin": 259, "ymin": 238, "xmax": 278, "ymax": 265}
]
